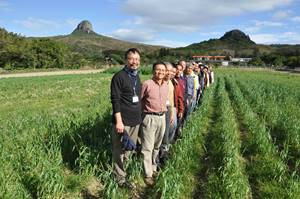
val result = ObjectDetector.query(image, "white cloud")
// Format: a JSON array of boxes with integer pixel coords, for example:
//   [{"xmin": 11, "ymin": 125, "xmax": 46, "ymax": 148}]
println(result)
[
  {"xmin": 245, "ymin": 20, "xmax": 283, "ymax": 33},
  {"xmin": 272, "ymin": 10, "xmax": 292, "ymax": 20},
  {"xmin": 254, "ymin": 20, "xmax": 283, "ymax": 27},
  {"xmin": 146, "ymin": 39, "xmax": 190, "ymax": 47},
  {"xmin": 14, "ymin": 17, "xmax": 60, "ymax": 31},
  {"xmin": 0, "ymin": 0, "xmax": 11, "ymax": 11},
  {"xmin": 251, "ymin": 31, "xmax": 300, "ymax": 44},
  {"xmin": 291, "ymin": 16, "xmax": 300, "ymax": 22},
  {"xmin": 110, "ymin": 28, "xmax": 191, "ymax": 47},
  {"xmin": 122, "ymin": 0, "xmax": 293, "ymax": 32},
  {"xmin": 12, "ymin": 17, "xmax": 82, "ymax": 33},
  {"xmin": 65, "ymin": 18, "xmax": 81, "ymax": 28},
  {"xmin": 199, "ymin": 32, "xmax": 222, "ymax": 37},
  {"xmin": 280, "ymin": 32, "xmax": 300, "ymax": 43},
  {"xmin": 251, "ymin": 34, "xmax": 280, "ymax": 44},
  {"xmin": 244, "ymin": 26, "xmax": 261, "ymax": 33},
  {"xmin": 111, "ymin": 28, "xmax": 155, "ymax": 43}
]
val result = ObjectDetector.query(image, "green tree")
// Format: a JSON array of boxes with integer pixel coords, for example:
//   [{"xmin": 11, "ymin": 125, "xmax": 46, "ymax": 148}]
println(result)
[
  {"xmin": 249, "ymin": 57, "xmax": 265, "ymax": 67},
  {"xmin": 273, "ymin": 56, "xmax": 284, "ymax": 68},
  {"xmin": 30, "ymin": 39, "xmax": 67, "ymax": 69}
]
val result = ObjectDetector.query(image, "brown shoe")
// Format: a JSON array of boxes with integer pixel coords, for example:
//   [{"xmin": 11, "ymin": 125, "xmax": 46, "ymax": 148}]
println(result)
[{"xmin": 144, "ymin": 177, "xmax": 155, "ymax": 186}]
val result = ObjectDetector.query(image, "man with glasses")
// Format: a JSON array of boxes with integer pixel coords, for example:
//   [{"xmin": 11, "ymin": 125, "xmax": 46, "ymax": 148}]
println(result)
[
  {"xmin": 110, "ymin": 48, "xmax": 142, "ymax": 189},
  {"xmin": 140, "ymin": 62, "xmax": 168, "ymax": 186}
]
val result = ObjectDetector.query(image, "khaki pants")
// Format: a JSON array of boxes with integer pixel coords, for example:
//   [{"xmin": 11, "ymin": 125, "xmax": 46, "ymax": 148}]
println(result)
[
  {"xmin": 111, "ymin": 125, "xmax": 139, "ymax": 183},
  {"xmin": 141, "ymin": 114, "xmax": 166, "ymax": 177}
]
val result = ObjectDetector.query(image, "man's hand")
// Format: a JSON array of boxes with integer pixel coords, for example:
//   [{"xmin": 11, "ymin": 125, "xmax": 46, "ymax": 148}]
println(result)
[
  {"xmin": 170, "ymin": 115, "xmax": 174, "ymax": 124},
  {"xmin": 115, "ymin": 112, "xmax": 124, "ymax": 133},
  {"xmin": 115, "ymin": 121, "xmax": 124, "ymax": 133},
  {"xmin": 178, "ymin": 112, "xmax": 183, "ymax": 119},
  {"xmin": 193, "ymin": 95, "xmax": 196, "ymax": 101}
]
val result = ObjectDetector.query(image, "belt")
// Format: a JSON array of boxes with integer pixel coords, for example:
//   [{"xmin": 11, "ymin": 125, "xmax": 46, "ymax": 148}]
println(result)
[{"xmin": 144, "ymin": 112, "xmax": 165, "ymax": 116}]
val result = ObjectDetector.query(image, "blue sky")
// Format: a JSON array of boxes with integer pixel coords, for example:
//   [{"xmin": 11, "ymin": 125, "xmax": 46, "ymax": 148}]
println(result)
[{"xmin": 1, "ymin": 0, "xmax": 300, "ymax": 47}]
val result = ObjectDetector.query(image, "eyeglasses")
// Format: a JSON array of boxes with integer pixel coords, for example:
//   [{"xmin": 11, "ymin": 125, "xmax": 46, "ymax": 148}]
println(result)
[
  {"xmin": 127, "ymin": 58, "xmax": 140, "ymax": 61},
  {"xmin": 155, "ymin": 69, "xmax": 166, "ymax": 72}
]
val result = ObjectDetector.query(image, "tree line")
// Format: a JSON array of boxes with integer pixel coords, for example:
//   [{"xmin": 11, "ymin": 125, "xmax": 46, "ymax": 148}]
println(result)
[
  {"xmin": 1, "ymin": 28, "xmax": 299, "ymax": 70},
  {"xmin": 0, "ymin": 28, "xmax": 100, "ymax": 70}
]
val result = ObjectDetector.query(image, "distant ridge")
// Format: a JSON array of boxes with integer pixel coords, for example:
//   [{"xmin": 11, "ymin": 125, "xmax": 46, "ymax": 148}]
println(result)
[{"xmin": 50, "ymin": 20, "xmax": 163, "ymax": 55}]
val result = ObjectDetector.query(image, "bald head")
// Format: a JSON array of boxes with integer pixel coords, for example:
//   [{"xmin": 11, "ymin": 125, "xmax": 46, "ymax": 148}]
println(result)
[
  {"xmin": 164, "ymin": 62, "xmax": 175, "ymax": 80},
  {"xmin": 179, "ymin": 60, "xmax": 186, "ymax": 70}
]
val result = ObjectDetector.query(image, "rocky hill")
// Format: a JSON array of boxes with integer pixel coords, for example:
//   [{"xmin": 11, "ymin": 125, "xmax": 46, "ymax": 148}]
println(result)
[
  {"xmin": 73, "ymin": 20, "xmax": 94, "ymax": 34},
  {"xmin": 51, "ymin": 20, "xmax": 163, "ymax": 56},
  {"xmin": 220, "ymin": 29, "xmax": 255, "ymax": 45},
  {"xmin": 173, "ymin": 29, "xmax": 272, "ymax": 57}
]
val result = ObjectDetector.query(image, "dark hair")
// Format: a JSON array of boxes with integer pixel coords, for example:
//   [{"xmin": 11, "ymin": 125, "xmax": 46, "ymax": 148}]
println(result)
[
  {"xmin": 152, "ymin": 62, "xmax": 166, "ymax": 72},
  {"xmin": 171, "ymin": 62, "xmax": 177, "ymax": 68},
  {"xmin": 176, "ymin": 64, "xmax": 183, "ymax": 69},
  {"xmin": 125, "ymin": 48, "xmax": 140, "ymax": 59}
]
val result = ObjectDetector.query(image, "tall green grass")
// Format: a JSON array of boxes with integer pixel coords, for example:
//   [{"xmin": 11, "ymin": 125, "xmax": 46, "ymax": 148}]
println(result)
[
  {"xmin": 236, "ymin": 79, "xmax": 300, "ymax": 174},
  {"xmin": 203, "ymin": 77, "xmax": 251, "ymax": 198},
  {"xmin": 225, "ymin": 76, "xmax": 300, "ymax": 198},
  {"xmin": 150, "ymin": 77, "xmax": 216, "ymax": 198}
]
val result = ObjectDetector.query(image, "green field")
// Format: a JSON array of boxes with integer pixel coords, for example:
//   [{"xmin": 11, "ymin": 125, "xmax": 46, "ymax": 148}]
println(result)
[{"xmin": 1, "ymin": 69, "xmax": 300, "ymax": 199}]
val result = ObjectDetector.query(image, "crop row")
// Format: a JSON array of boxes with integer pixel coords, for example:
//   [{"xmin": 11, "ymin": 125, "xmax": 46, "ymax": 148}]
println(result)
[
  {"xmin": 225, "ymin": 76, "xmax": 300, "ymax": 198},
  {"xmin": 236, "ymin": 78, "xmax": 300, "ymax": 173},
  {"xmin": 202, "ymin": 77, "xmax": 251, "ymax": 198},
  {"xmin": 149, "ymin": 77, "xmax": 216, "ymax": 198}
]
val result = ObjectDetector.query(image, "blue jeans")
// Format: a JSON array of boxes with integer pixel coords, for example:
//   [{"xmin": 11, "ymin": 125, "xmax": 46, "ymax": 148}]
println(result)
[
  {"xmin": 185, "ymin": 95, "xmax": 195, "ymax": 121},
  {"xmin": 161, "ymin": 106, "xmax": 171, "ymax": 150},
  {"xmin": 161, "ymin": 107, "xmax": 177, "ymax": 149}
]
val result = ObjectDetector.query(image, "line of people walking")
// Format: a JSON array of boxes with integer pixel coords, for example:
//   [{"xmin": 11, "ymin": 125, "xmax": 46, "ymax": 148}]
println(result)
[{"xmin": 110, "ymin": 48, "xmax": 214, "ymax": 188}]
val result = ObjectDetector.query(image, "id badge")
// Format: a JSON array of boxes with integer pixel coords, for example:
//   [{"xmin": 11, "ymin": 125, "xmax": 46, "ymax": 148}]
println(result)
[{"xmin": 132, "ymin": 95, "xmax": 139, "ymax": 103}]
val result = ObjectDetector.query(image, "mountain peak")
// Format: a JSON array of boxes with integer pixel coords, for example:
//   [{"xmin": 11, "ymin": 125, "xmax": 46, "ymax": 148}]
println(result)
[
  {"xmin": 220, "ymin": 29, "xmax": 255, "ymax": 44},
  {"xmin": 72, "ymin": 20, "xmax": 94, "ymax": 34}
]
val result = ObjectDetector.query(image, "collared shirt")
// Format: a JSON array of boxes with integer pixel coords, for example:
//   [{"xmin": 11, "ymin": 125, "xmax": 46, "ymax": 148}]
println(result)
[
  {"xmin": 141, "ymin": 79, "xmax": 169, "ymax": 113},
  {"xmin": 186, "ymin": 75, "xmax": 195, "ymax": 97},
  {"xmin": 167, "ymin": 79, "xmax": 174, "ymax": 118},
  {"xmin": 191, "ymin": 72, "xmax": 200, "ymax": 90},
  {"xmin": 166, "ymin": 80, "xmax": 174, "ymax": 108},
  {"xmin": 172, "ymin": 78, "xmax": 184, "ymax": 115}
]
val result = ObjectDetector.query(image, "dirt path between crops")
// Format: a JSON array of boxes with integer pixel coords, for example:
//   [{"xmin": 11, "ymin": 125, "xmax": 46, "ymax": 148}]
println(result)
[{"xmin": 0, "ymin": 69, "xmax": 105, "ymax": 79}]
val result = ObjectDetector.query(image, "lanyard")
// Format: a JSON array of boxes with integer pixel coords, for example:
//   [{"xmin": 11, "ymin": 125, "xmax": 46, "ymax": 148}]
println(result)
[
  {"xmin": 128, "ymin": 74, "xmax": 137, "ymax": 96},
  {"xmin": 132, "ymin": 77, "xmax": 137, "ymax": 96}
]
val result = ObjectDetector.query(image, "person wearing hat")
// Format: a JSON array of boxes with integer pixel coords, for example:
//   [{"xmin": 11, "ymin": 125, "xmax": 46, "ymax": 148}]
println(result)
[{"xmin": 110, "ymin": 48, "xmax": 142, "ymax": 189}]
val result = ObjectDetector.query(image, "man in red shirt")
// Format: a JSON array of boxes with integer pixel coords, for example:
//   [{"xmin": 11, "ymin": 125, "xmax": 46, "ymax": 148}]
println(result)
[
  {"xmin": 172, "ymin": 65, "xmax": 184, "ymax": 128},
  {"xmin": 174, "ymin": 63, "xmax": 187, "ymax": 138}
]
